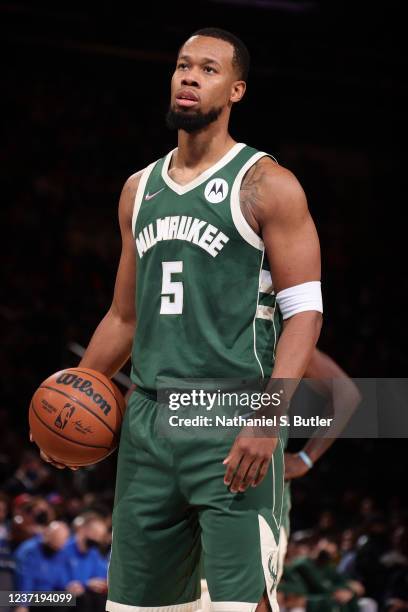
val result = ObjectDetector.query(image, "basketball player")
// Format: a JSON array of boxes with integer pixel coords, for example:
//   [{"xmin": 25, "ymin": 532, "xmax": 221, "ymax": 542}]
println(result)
[{"xmin": 34, "ymin": 28, "xmax": 323, "ymax": 612}]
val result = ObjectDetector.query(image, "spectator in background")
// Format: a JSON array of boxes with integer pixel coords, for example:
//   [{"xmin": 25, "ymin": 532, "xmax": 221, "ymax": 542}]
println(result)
[
  {"xmin": 381, "ymin": 526, "xmax": 408, "ymax": 572},
  {"xmin": 3, "ymin": 451, "xmax": 50, "ymax": 497},
  {"xmin": 62, "ymin": 512, "xmax": 109, "ymax": 612},
  {"xmin": 61, "ymin": 496, "xmax": 85, "ymax": 524},
  {"xmin": 14, "ymin": 521, "xmax": 70, "ymax": 612},
  {"xmin": 354, "ymin": 514, "xmax": 389, "ymax": 603},
  {"xmin": 382, "ymin": 526, "xmax": 408, "ymax": 612},
  {"xmin": 279, "ymin": 536, "xmax": 376, "ymax": 612},
  {"xmin": 10, "ymin": 495, "xmax": 55, "ymax": 547},
  {"xmin": 338, "ymin": 528, "xmax": 359, "ymax": 578},
  {"xmin": 316, "ymin": 510, "xmax": 338, "ymax": 539},
  {"xmin": 384, "ymin": 569, "xmax": 408, "ymax": 612},
  {"xmin": 0, "ymin": 409, "xmax": 24, "ymax": 476},
  {"xmin": 359, "ymin": 498, "xmax": 378, "ymax": 525},
  {"xmin": 0, "ymin": 493, "xmax": 14, "ymax": 605}
]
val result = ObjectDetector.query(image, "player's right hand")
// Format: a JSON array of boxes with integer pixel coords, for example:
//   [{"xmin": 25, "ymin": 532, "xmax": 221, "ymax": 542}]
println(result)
[
  {"xmin": 29, "ymin": 431, "xmax": 79, "ymax": 470},
  {"xmin": 223, "ymin": 427, "xmax": 278, "ymax": 492}
]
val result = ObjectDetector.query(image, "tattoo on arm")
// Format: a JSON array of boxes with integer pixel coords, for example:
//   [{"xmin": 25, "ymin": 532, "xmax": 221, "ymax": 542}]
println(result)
[{"xmin": 239, "ymin": 159, "xmax": 269, "ymax": 235}]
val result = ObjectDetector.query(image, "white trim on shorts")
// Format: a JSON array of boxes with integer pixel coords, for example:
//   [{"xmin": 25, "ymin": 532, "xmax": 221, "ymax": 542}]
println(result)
[
  {"xmin": 210, "ymin": 602, "xmax": 259, "ymax": 612},
  {"xmin": 258, "ymin": 514, "xmax": 280, "ymax": 612},
  {"xmin": 106, "ymin": 599, "xmax": 201, "ymax": 612}
]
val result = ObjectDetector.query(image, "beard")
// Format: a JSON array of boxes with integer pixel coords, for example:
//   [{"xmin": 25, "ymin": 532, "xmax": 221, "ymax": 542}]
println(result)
[{"xmin": 165, "ymin": 104, "xmax": 223, "ymax": 133}]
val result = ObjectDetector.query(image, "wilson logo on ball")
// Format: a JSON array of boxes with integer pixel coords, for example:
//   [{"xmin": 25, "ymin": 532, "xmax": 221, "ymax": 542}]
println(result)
[{"xmin": 55, "ymin": 373, "xmax": 112, "ymax": 415}]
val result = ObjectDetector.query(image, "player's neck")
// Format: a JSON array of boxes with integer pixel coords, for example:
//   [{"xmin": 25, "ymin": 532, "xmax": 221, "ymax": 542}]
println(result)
[{"xmin": 175, "ymin": 127, "xmax": 236, "ymax": 170}]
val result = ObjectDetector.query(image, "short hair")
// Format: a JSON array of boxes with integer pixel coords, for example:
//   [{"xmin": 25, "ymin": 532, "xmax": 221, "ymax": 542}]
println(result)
[
  {"xmin": 72, "ymin": 511, "xmax": 105, "ymax": 530},
  {"xmin": 187, "ymin": 27, "xmax": 250, "ymax": 82}
]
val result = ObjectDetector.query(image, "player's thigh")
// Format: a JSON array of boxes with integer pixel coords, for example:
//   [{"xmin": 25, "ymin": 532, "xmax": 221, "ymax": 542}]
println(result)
[
  {"xmin": 200, "ymin": 442, "xmax": 284, "ymax": 612},
  {"xmin": 107, "ymin": 392, "xmax": 202, "ymax": 608}
]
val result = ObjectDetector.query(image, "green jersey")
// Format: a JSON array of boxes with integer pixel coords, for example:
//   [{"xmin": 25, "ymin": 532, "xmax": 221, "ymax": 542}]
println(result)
[{"xmin": 130, "ymin": 142, "xmax": 282, "ymax": 394}]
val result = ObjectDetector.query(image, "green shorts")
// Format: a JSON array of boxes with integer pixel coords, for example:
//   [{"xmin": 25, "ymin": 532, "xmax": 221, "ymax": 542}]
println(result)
[{"xmin": 106, "ymin": 390, "xmax": 285, "ymax": 612}]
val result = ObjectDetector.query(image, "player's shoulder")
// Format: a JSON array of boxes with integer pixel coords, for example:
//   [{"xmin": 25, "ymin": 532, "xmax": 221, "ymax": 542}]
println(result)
[
  {"xmin": 250, "ymin": 155, "xmax": 305, "ymax": 200},
  {"xmin": 242, "ymin": 153, "xmax": 308, "ymax": 223},
  {"xmin": 122, "ymin": 168, "xmax": 146, "ymax": 197},
  {"xmin": 118, "ymin": 168, "xmax": 147, "ymax": 224}
]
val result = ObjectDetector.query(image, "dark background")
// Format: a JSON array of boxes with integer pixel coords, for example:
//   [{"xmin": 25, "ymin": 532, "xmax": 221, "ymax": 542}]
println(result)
[{"xmin": 1, "ymin": 0, "xmax": 407, "ymax": 522}]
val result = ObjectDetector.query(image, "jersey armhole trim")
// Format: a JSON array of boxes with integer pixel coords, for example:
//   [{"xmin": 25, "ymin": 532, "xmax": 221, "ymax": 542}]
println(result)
[
  {"xmin": 131, "ymin": 161, "xmax": 158, "ymax": 238},
  {"xmin": 230, "ymin": 151, "xmax": 277, "ymax": 251}
]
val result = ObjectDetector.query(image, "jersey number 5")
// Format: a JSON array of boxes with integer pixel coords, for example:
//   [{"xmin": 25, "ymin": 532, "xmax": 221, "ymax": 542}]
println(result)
[{"xmin": 160, "ymin": 261, "xmax": 183, "ymax": 314}]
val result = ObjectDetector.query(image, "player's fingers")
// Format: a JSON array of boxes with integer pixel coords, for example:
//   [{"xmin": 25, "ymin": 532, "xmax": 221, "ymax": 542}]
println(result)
[
  {"xmin": 222, "ymin": 451, "xmax": 232, "ymax": 465},
  {"xmin": 51, "ymin": 461, "xmax": 67, "ymax": 470},
  {"xmin": 223, "ymin": 461, "xmax": 238, "ymax": 486},
  {"xmin": 39, "ymin": 449, "xmax": 52, "ymax": 463},
  {"xmin": 41, "ymin": 448, "xmax": 77, "ymax": 470},
  {"xmin": 252, "ymin": 459, "xmax": 269, "ymax": 487},
  {"xmin": 229, "ymin": 455, "xmax": 254, "ymax": 493},
  {"xmin": 223, "ymin": 437, "xmax": 242, "ymax": 466},
  {"xmin": 239, "ymin": 459, "xmax": 262, "ymax": 491},
  {"xmin": 40, "ymin": 450, "xmax": 66, "ymax": 469},
  {"xmin": 223, "ymin": 451, "xmax": 242, "ymax": 486}
]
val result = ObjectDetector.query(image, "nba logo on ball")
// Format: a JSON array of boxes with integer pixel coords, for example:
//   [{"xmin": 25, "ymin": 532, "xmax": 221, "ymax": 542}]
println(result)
[
  {"xmin": 205, "ymin": 178, "xmax": 229, "ymax": 204},
  {"xmin": 54, "ymin": 403, "xmax": 75, "ymax": 430}
]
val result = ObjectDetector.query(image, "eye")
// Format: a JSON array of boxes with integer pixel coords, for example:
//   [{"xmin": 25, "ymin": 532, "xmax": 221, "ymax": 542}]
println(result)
[
  {"xmin": 204, "ymin": 66, "xmax": 216, "ymax": 74},
  {"xmin": 177, "ymin": 62, "xmax": 188, "ymax": 70}
]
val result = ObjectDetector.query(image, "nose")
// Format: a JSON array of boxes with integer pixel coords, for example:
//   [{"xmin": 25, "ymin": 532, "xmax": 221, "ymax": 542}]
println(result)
[{"xmin": 181, "ymin": 74, "xmax": 200, "ymax": 88}]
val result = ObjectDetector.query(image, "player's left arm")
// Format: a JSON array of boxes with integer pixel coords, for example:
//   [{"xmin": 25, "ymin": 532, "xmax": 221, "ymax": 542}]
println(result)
[
  {"xmin": 223, "ymin": 159, "xmax": 322, "ymax": 492},
  {"xmin": 285, "ymin": 349, "xmax": 362, "ymax": 480},
  {"xmin": 259, "ymin": 160, "xmax": 322, "ymax": 378}
]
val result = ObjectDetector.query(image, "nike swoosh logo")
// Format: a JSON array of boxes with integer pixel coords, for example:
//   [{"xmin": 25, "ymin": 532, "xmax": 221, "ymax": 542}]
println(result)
[{"xmin": 145, "ymin": 187, "xmax": 165, "ymax": 201}]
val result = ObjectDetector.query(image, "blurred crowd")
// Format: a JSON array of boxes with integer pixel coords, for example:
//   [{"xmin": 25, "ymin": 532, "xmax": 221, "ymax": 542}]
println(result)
[
  {"xmin": 0, "ymin": 446, "xmax": 407, "ymax": 612},
  {"xmin": 279, "ymin": 503, "xmax": 408, "ymax": 612},
  {"xmin": 0, "ymin": 448, "xmax": 113, "ymax": 612}
]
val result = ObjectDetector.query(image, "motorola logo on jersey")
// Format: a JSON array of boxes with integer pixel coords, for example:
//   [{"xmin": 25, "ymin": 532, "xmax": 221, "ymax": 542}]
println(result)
[{"xmin": 204, "ymin": 178, "xmax": 229, "ymax": 204}]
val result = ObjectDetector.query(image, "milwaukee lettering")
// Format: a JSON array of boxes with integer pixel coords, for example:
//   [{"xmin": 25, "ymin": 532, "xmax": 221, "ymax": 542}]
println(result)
[
  {"xmin": 55, "ymin": 373, "xmax": 112, "ymax": 415},
  {"xmin": 135, "ymin": 216, "xmax": 229, "ymax": 258}
]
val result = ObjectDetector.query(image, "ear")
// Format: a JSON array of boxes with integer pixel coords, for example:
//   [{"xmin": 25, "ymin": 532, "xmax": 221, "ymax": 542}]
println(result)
[{"xmin": 230, "ymin": 80, "xmax": 246, "ymax": 104}]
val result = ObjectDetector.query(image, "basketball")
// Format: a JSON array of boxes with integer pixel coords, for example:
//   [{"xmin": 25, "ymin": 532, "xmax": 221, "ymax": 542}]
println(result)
[{"xmin": 29, "ymin": 367, "xmax": 126, "ymax": 467}]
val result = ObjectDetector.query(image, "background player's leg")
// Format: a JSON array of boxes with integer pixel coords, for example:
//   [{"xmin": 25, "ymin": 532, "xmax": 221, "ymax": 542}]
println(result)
[
  {"xmin": 276, "ymin": 526, "xmax": 289, "ymax": 586},
  {"xmin": 255, "ymin": 591, "xmax": 272, "ymax": 612}
]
